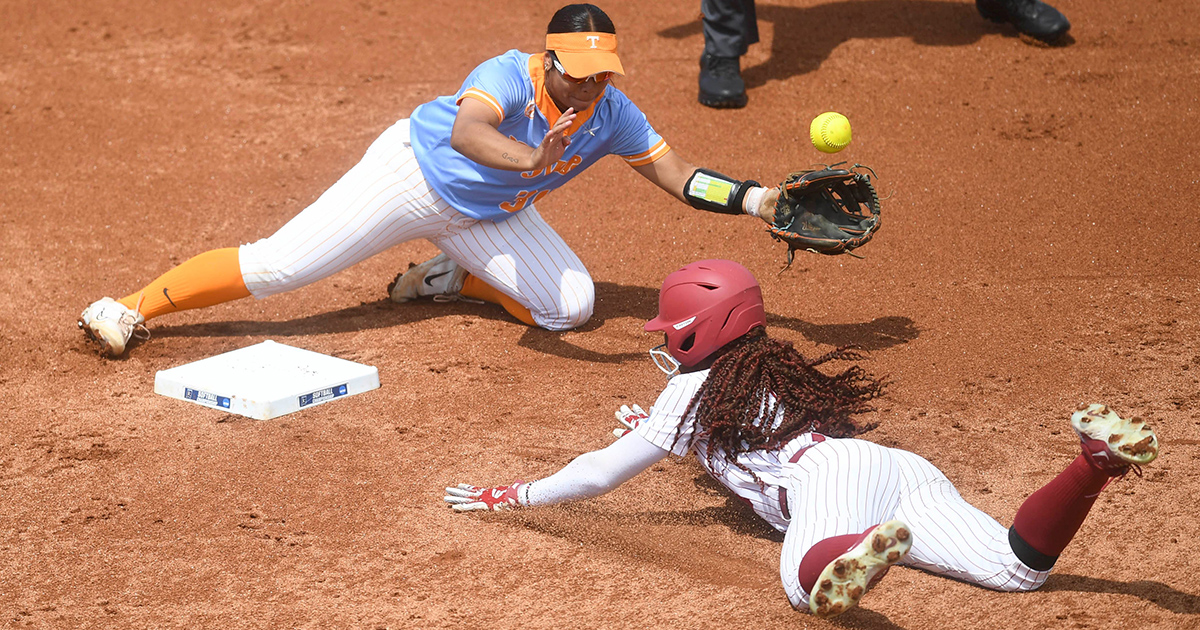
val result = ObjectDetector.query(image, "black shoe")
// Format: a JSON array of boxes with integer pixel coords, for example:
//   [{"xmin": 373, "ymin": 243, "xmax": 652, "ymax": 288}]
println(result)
[
  {"xmin": 976, "ymin": 0, "xmax": 1070, "ymax": 43},
  {"xmin": 699, "ymin": 53, "xmax": 748, "ymax": 109}
]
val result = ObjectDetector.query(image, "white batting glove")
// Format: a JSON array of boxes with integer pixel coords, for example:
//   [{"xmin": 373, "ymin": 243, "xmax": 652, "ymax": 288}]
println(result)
[
  {"xmin": 613, "ymin": 404, "xmax": 649, "ymax": 438},
  {"xmin": 444, "ymin": 481, "xmax": 525, "ymax": 512}
]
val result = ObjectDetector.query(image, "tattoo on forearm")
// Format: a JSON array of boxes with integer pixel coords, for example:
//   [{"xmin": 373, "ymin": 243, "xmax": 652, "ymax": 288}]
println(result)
[{"xmin": 501, "ymin": 152, "xmax": 519, "ymax": 164}]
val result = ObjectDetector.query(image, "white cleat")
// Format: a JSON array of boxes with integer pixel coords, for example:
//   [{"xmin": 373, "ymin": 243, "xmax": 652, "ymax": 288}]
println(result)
[
  {"xmin": 1071, "ymin": 403, "xmax": 1159, "ymax": 470},
  {"xmin": 387, "ymin": 253, "xmax": 469, "ymax": 303},
  {"xmin": 810, "ymin": 520, "xmax": 912, "ymax": 619},
  {"xmin": 78, "ymin": 297, "xmax": 148, "ymax": 357}
]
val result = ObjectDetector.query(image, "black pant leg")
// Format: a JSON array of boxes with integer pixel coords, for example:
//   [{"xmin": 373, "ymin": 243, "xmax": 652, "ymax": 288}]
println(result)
[{"xmin": 701, "ymin": 0, "xmax": 759, "ymax": 58}]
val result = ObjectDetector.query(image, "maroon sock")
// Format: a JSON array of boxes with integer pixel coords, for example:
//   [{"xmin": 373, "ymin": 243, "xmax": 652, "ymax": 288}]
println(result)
[
  {"xmin": 1011, "ymin": 454, "xmax": 1112, "ymax": 561},
  {"xmin": 798, "ymin": 529, "xmax": 871, "ymax": 594}
]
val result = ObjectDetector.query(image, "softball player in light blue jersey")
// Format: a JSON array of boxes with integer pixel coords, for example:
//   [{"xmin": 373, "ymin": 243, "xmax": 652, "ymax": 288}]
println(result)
[{"xmin": 79, "ymin": 3, "xmax": 780, "ymax": 357}]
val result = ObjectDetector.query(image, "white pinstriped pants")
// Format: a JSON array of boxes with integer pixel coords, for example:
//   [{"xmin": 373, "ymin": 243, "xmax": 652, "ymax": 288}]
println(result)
[
  {"xmin": 238, "ymin": 119, "xmax": 594, "ymax": 331},
  {"xmin": 779, "ymin": 439, "xmax": 1051, "ymax": 609}
]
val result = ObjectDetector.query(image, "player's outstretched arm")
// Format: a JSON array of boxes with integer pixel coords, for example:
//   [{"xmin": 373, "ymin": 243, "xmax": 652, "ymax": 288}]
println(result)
[
  {"xmin": 630, "ymin": 149, "xmax": 696, "ymax": 204},
  {"xmin": 443, "ymin": 432, "xmax": 669, "ymax": 512},
  {"xmin": 450, "ymin": 98, "xmax": 577, "ymax": 172},
  {"xmin": 631, "ymin": 150, "xmax": 775, "ymax": 224}
]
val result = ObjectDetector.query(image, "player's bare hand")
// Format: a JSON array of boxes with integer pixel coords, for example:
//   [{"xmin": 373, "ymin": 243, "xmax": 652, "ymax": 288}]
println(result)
[
  {"xmin": 529, "ymin": 108, "xmax": 576, "ymax": 172},
  {"xmin": 756, "ymin": 186, "xmax": 780, "ymax": 225},
  {"xmin": 444, "ymin": 481, "xmax": 525, "ymax": 511},
  {"xmin": 613, "ymin": 404, "xmax": 649, "ymax": 438}
]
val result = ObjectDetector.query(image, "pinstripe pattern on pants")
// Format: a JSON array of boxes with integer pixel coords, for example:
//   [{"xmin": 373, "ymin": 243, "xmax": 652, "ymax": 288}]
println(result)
[
  {"xmin": 432, "ymin": 204, "xmax": 593, "ymax": 330},
  {"xmin": 779, "ymin": 439, "xmax": 1050, "ymax": 609},
  {"xmin": 237, "ymin": 119, "xmax": 594, "ymax": 330}
]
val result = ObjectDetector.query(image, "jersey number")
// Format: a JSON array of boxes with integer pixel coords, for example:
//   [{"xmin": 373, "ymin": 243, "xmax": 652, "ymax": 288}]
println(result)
[{"xmin": 500, "ymin": 189, "xmax": 549, "ymax": 213}]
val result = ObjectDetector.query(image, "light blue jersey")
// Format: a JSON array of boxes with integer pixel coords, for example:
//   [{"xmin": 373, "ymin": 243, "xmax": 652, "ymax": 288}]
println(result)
[{"xmin": 409, "ymin": 50, "xmax": 668, "ymax": 221}]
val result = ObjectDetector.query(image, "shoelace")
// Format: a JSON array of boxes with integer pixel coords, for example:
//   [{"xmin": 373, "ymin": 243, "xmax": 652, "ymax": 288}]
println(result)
[
  {"xmin": 432, "ymin": 294, "xmax": 485, "ymax": 305},
  {"xmin": 1097, "ymin": 464, "xmax": 1140, "ymax": 494},
  {"xmin": 129, "ymin": 292, "xmax": 151, "ymax": 342},
  {"xmin": 1080, "ymin": 435, "xmax": 1143, "ymax": 492}
]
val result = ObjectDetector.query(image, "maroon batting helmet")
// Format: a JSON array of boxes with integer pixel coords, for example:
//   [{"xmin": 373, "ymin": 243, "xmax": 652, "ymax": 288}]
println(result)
[{"xmin": 644, "ymin": 259, "xmax": 766, "ymax": 368}]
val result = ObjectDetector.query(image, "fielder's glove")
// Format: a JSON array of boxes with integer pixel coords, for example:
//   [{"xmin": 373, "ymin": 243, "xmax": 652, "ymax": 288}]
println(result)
[
  {"xmin": 612, "ymin": 404, "xmax": 649, "ymax": 438},
  {"xmin": 768, "ymin": 164, "xmax": 881, "ymax": 266},
  {"xmin": 444, "ymin": 481, "xmax": 526, "ymax": 511}
]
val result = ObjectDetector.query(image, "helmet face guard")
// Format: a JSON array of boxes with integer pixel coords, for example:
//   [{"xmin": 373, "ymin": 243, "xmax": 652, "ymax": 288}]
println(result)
[
  {"xmin": 648, "ymin": 343, "xmax": 681, "ymax": 376},
  {"xmin": 644, "ymin": 259, "xmax": 766, "ymax": 369}
]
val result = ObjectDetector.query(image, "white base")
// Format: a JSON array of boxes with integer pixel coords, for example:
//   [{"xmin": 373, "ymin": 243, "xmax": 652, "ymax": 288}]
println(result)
[{"xmin": 153, "ymin": 340, "xmax": 380, "ymax": 420}]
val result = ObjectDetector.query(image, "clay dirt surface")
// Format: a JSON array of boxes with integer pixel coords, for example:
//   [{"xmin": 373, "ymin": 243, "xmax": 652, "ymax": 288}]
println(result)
[{"xmin": 3, "ymin": 1, "xmax": 1199, "ymax": 628}]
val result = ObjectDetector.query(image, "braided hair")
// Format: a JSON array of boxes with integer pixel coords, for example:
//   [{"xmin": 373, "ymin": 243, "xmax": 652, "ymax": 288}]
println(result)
[{"xmin": 671, "ymin": 326, "xmax": 884, "ymax": 483}]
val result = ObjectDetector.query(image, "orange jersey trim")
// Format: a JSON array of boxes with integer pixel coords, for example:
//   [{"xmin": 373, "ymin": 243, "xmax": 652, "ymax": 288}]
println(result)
[
  {"xmin": 528, "ymin": 53, "xmax": 601, "ymax": 137},
  {"xmin": 621, "ymin": 138, "xmax": 670, "ymax": 167},
  {"xmin": 458, "ymin": 88, "xmax": 505, "ymax": 123}
]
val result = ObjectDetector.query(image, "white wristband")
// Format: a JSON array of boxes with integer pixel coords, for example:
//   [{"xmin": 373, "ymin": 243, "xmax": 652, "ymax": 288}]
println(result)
[{"xmin": 742, "ymin": 186, "xmax": 767, "ymax": 218}]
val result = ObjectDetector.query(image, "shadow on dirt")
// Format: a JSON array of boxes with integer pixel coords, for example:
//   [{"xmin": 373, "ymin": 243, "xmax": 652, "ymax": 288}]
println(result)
[
  {"xmin": 505, "ymin": 473, "xmax": 910, "ymax": 627},
  {"xmin": 521, "ymin": 282, "xmax": 919, "ymax": 362},
  {"xmin": 152, "ymin": 281, "xmax": 918, "ymax": 362},
  {"xmin": 657, "ymin": 0, "xmax": 1073, "ymax": 89},
  {"xmin": 1040, "ymin": 574, "xmax": 1200, "ymax": 614},
  {"xmin": 828, "ymin": 607, "xmax": 907, "ymax": 629},
  {"xmin": 618, "ymin": 498, "xmax": 786, "ymax": 543}
]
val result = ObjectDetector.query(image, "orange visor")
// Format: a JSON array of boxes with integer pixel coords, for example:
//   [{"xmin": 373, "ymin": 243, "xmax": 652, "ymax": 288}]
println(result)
[{"xmin": 545, "ymin": 32, "xmax": 625, "ymax": 78}]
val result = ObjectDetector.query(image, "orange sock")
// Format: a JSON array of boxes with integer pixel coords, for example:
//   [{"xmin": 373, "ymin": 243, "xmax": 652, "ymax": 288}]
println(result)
[
  {"xmin": 461, "ymin": 274, "xmax": 536, "ymax": 326},
  {"xmin": 118, "ymin": 248, "xmax": 251, "ymax": 321}
]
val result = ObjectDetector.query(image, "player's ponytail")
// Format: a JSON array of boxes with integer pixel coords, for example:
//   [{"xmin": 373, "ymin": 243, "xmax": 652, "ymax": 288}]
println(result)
[
  {"xmin": 675, "ymin": 328, "xmax": 885, "ymax": 485},
  {"xmin": 547, "ymin": 4, "xmax": 616, "ymax": 34}
]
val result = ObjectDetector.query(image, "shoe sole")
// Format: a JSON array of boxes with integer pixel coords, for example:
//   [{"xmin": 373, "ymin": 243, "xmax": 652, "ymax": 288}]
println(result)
[
  {"xmin": 1018, "ymin": 29, "xmax": 1070, "ymax": 45},
  {"xmin": 810, "ymin": 520, "xmax": 912, "ymax": 619},
  {"xmin": 698, "ymin": 94, "xmax": 748, "ymax": 109},
  {"xmin": 1071, "ymin": 403, "xmax": 1158, "ymax": 465}
]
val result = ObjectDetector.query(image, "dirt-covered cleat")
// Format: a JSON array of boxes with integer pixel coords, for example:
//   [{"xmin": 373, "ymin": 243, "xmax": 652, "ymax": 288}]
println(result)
[
  {"xmin": 387, "ymin": 253, "xmax": 469, "ymax": 303},
  {"xmin": 809, "ymin": 520, "xmax": 912, "ymax": 619},
  {"xmin": 1071, "ymin": 403, "xmax": 1159, "ymax": 473},
  {"xmin": 78, "ymin": 297, "xmax": 149, "ymax": 357}
]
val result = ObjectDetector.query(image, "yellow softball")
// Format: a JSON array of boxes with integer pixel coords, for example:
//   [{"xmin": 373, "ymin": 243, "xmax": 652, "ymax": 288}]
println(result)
[{"xmin": 810, "ymin": 112, "xmax": 852, "ymax": 154}]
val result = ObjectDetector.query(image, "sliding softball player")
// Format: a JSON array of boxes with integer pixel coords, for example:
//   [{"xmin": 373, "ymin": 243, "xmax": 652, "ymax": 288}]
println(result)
[
  {"xmin": 77, "ymin": 3, "xmax": 781, "ymax": 358},
  {"xmin": 445, "ymin": 259, "xmax": 1160, "ymax": 619}
]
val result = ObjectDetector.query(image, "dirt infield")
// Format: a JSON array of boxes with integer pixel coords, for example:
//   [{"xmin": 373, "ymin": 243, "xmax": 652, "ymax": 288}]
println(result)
[{"xmin": 3, "ymin": 0, "xmax": 1199, "ymax": 627}]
